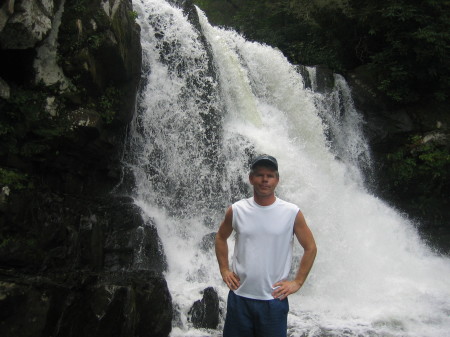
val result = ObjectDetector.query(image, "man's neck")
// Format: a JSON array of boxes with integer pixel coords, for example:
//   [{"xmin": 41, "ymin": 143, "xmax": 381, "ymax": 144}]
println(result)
[{"xmin": 253, "ymin": 194, "xmax": 276, "ymax": 206}]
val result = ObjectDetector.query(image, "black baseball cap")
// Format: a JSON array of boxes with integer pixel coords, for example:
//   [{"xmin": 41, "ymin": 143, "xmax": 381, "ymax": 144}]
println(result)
[{"xmin": 250, "ymin": 154, "xmax": 278, "ymax": 170}]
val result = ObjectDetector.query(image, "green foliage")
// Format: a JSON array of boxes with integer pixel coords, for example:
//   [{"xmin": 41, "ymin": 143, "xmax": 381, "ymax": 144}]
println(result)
[
  {"xmin": 386, "ymin": 134, "xmax": 450, "ymax": 193},
  {"xmin": 0, "ymin": 88, "xmax": 46, "ymax": 155},
  {"xmin": 0, "ymin": 235, "xmax": 11, "ymax": 249},
  {"xmin": 128, "ymin": 10, "xmax": 138, "ymax": 21},
  {"xmin": 0, "ymin": 86, "xmax": 71, "ymax": 171},
  {"xmin": 195, "ymin": 0, "xmax": 238, "ymax": 26},
  {"xmin": 195, "ymin": 0, "xmax": 359, "ymax": 71},
  {"xmin": 94, "ymin": 86, "xmax": 122, "ymax": 124},
  {"xmin": 58, "ymin": 1, "xmax": 110, "ymax": 58},
  {"xmin": 73, "ymin": 0, "xmax": 87, "ymax": 13},
  {"xmin": 87, "ymin": 34, "xmax": 103, "ymax": 49},
  {"xmin": 7, "ymin": 88, "xmax": 46, "ymax": 118},
  {"xmin": 195, "ymin": 0, "xmax": 450, "ymax": 103},
  {"xmin": 0, "ymin": 233, "xmax": 38, "ymax": 250},
  {"xmin": 0, "ymin": 168, "xmax": 29, "ymax": 190},
  {"xmin": 349, "ymin": 0, "xmax": 450, "ymax": 102},
  {"xmin": 384, "ymin": 133, "xmax": 450, "ymax": 223},
  {"xmin": 20, "ymin": 142, "xmax": 51, "ymax": 158}
]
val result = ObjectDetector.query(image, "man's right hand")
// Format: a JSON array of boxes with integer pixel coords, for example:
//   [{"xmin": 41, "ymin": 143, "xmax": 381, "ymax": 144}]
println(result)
[{"xmin": 221, "ymin": 269, "xmax": 240, "ymax": 290}]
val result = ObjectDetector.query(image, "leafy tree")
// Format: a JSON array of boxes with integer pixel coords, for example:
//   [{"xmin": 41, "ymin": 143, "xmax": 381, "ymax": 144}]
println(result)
[
  {"xmin": 349, "ymin": 0, "xmax": 450, "ymax": 102},
  {"xmin": 195, "ymin": 0, "xmax": 450, "ymax": 103}
]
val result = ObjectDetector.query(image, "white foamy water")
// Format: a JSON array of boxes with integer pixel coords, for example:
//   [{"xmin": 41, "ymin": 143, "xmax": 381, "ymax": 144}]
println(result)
[{"xmin": 129, "ymin": 1, "xmax": 450, "ymax": 336}]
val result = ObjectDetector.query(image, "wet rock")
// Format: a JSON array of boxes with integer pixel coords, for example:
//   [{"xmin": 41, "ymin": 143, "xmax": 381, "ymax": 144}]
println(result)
[
  {"xmin": 0, "ymin": 76, "xmax": 9, "ymax": 99},
  {"xmin": 0, "ymin": 0, "xmax": 53, "ymax": 49},
  {"xmin": 297, "ymin": 64, "xmax": 313, "ymax": 90},
  {"xmin": 0, "ymin": 281, "xmax": 50, "ymax": 337},
  {"xmin": 0, "ymin": 0, "xmax": 15, "ymax": 32},
  {"xmin": 0, "ymin": 271, "xmax": 172, "ymax": 337},
  {"xmin": 131, "ymin": 219, "xmax": 168, "ymax": 272},
  {"xmin": 58, "ymin": 0, "xmax": 142, "ymax": 124},
  {"xmin": 33, "ymin": 0, "xmax": 70, "ymax": 90},
  {"xmin": 189, "ymin": 287, "xmax": 220, "ymax": 329},
  {"xmin": 0, "ymin": 193, "xmax": 167, "ymax": 275},
  {"xmin": 314, "ymin": 65, "xmax": 335, "ymax": 93}
]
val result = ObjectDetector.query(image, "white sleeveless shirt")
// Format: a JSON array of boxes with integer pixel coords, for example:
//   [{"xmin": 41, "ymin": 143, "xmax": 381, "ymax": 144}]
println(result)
[{"xmin": 231, "ymin": 197, "xmax": 299, "ymax": 300}]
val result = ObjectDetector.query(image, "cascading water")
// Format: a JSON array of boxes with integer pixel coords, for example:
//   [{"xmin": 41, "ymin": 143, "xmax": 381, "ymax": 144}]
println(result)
[
  {"xmin": 129, "ymin": 1, "xmax": 450, "ymax": 336},
  {"xmin": 310, "ymin": 71, "xmax": 372, "ymax": 185}
]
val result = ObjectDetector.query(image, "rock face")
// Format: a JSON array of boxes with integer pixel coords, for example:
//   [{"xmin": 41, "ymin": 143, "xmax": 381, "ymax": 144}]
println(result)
[
  {"xmin": 0, "ymin": 1, "xmax": 173, "ymax": 336},
  {"xmin": 0, "ymin": 0, "xmax": 54, "ymax": 49},
  {"xmin": 0, "ymin": 270, "xmax": 172, "ymax": 337},
  {"xmin": 347, "ymin": 65, "xmax": 450, "ymax": 253}
]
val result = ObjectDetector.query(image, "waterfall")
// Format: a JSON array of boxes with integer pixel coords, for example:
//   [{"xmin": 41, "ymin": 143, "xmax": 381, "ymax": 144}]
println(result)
[
  {"xmin": 311, "ymin": 72, "xmax": 372, "ymax": 185},
  {"xmin": 129, "ymin": 1, "xmax": 450, "ymax": 336}
]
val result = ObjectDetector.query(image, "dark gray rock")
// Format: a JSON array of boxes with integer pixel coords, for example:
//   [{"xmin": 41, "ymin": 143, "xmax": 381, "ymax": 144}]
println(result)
[
  {"xmin": 0, "ymin": 271, "xmax": 172, "ymax": 337},
  {"xmin": 0, "ymin": 193, "xmax": 167, "ymax": 274},
  {"xmin": 0, "ymin": 280, "xmax": 50, "ymax": 337},
  {"xmin": 314, "ymin": 65, "xmax": 335, "ymax": 93},
  {"xmin": 0, "ymin": 0, "xmax": 53, "ymax": 49},
  {"xmin": 188, "ymin": 287, "xmax": 220, "ymax": 329},
  {"xmin": 0, "ymin": 0, "xmax": 172, "ymax": 336}
]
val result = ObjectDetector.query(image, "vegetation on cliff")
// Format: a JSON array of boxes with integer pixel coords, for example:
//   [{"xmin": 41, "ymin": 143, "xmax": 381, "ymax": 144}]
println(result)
[
  {"xmin": 0, "ymin": 0, "xmax": 141, "ymax": 195},
  {"xmin": 195, "ymin": 0, "xmax": 450, "ymax": 104}
]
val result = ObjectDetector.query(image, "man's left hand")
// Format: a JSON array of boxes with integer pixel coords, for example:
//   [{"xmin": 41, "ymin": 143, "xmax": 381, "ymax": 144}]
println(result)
[{"xmin": 271, "ymin": 280, "xmax": 302, "ymax": 300}]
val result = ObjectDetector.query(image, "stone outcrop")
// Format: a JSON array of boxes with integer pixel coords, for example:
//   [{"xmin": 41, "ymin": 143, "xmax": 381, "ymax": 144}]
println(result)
[
  {"xmin": 0, "ymin": 0, "xmax": 173, "ymax": 336},
  {"xmin": 188, "ymin": 287, "xmax": 220, "ymax": 329},
  {"xmin": 0, "ymin": 270, "xmax": 172, "ymax": 337},
  {"xmin": 0, "ymin": 0, "xmax": 54, "ymax": 49}
]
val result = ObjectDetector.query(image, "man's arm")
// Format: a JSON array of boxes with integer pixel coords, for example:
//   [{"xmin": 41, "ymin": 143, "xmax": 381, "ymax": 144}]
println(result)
[
  {"xmin": 272, "ymin": 210, "xmax": 317, "ymax": 300},
  {"xmin": 215, "ymin": 206, "xmax": 240, "ymax": 290}
]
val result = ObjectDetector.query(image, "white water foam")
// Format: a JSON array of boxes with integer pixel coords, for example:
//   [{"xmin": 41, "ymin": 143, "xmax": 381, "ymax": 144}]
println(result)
[{"xmin": 130, "ymin": 1, "xmax": 450, "ymax": 336}]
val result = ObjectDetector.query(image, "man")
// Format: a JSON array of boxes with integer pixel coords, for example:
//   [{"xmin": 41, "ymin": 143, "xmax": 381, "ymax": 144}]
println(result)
[{"xmin": 215, "ymin": 154, "xmax": 317, "ymax": 337}]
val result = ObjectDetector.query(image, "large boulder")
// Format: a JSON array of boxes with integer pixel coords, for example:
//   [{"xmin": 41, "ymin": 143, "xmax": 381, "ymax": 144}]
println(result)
[{"xmin": 188, "ymin": 287, "xmax": 220, "ymax": 329}]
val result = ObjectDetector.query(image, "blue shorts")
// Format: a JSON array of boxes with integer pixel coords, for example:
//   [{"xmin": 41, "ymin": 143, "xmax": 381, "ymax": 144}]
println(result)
[{"xmin": 223, "ymin": 290, "xmax": 289, "ymax": 337}]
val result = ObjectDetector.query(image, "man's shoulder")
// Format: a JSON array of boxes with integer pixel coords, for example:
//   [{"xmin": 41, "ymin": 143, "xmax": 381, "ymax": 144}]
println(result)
[
  {"xmin": 276, "ymin": 197, "xmax": 300, "ymax": 211},
  {"xmin": 232, "ymin": 197, "xmax": 253, "ymax": 208}
]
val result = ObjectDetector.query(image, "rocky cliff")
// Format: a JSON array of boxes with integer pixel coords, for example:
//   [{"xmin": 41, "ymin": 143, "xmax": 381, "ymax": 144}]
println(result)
[{"xmin": 0, "ymin": 1, "xmax": 172, "ymax": 336}]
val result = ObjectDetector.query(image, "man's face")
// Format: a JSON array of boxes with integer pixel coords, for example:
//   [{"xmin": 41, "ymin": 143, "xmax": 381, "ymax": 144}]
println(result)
[{"xmin": 249, "ymin": 166, "xmax": 279, "ymax": 198}]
